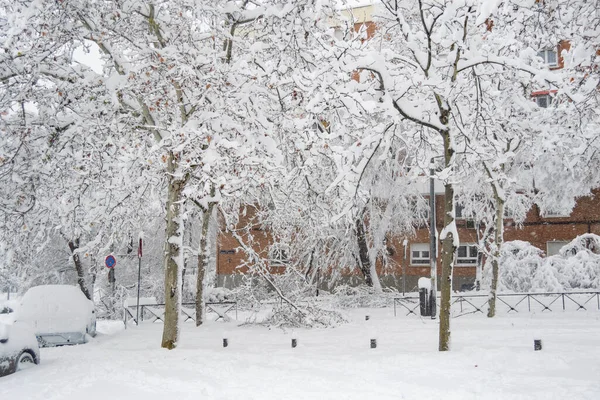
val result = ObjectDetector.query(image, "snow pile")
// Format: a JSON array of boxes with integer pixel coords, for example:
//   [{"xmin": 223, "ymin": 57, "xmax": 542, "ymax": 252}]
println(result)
[
  {"xmin": 418, "ymin": 277, "xmax": 431, "ymax": 290},
  {"xmin": 330, "ymin": 285, "xmax": 393, "ymax": 308},
  {"xmin": 549, "ymin": 234, "xmax": 600, "ymax": 290},
  {"xmin": 0, "ymin": 322, "xmax": 40, "ymax": 364},
  {"xmin": 0, "ymin": 323, "xmax": 8, "ymax": 342},
  {"xmin": 492, "ymin": 235, "xmax": 600, "ymax": 292},
  {"xmin": 262, "ymin": 302, "xmax": 347, "ymax": 329},
  {"xmin": 18, "ymin": 285, "xmax": 94, "ymax": 334},
  {"xmin": 206, "ymin": 287, "xmax": 235, "ymax": 303}
]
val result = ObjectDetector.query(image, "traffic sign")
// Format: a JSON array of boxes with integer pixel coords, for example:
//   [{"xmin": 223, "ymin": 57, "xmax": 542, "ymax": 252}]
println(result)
[{"xmin": 105, "ymin": 255, "xmax": 117, "ymax": 269}]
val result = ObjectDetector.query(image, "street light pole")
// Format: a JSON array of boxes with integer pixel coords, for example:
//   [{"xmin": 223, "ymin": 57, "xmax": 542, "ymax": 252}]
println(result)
[
  {"xmin": 136, "ymin": 237, "xmax": 143, "ymax": 325},
  {"xmin": 402, "ymin": 238, "xmax": 408, "ymax": 296},
  {"xmin": 429, "ymin": 158, "xmax": 437, "ymax": 319}
]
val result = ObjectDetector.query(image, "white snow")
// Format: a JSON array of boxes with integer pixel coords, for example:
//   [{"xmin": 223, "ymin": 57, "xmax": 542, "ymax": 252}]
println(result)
[
  {"xmin": 1, "ymin": 308, "xmax": 599, "ymax": 399},
  {"xmin": 0, "ymin": 322, "xmax": 40, "ymax": 364},
  {"xmin": 18, "ymin": 285, "xmax": 94, "ymax": 335},
  {"xmin": 418, "ymin": 277, "xmax": 431, "ymax": 290}
]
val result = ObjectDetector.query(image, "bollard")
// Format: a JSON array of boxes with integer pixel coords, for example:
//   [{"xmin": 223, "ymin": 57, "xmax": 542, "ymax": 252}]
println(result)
[
  {"xmin": 534, "ymin": 339, "xmax": 542, "ymax": 351},
  {"xmin": 365, "ymin": 315, "xmax": 370, "ymax": 321},
  {"xmin": 223, "ymin": 338, "xmax": 228, "ymax": 348},
  {"xmin": 370, "ymin": 339, "xmax": 377, "ymax": 349},
  {"xmin": 291, "ymin": 338, "xmax": 297, "ymax": 348}
]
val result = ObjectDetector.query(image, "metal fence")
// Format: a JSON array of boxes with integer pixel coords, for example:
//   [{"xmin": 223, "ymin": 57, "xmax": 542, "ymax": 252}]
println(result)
[
  {"xmin": 123, "ymin": 301, "xmax": 237, "ymax": 326},
  {"xmin": 393, "ymin": 291, "xmax": 600, "ymax": 317}
]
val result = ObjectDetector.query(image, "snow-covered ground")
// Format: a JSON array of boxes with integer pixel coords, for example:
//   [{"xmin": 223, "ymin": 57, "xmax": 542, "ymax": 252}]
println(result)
[{"xmin": 1, "ymin": 308, "xmax": 599, "ymax": 399}]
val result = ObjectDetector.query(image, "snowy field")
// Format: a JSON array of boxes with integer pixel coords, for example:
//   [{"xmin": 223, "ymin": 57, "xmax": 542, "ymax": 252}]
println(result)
[{"xmin": 2, "ymin": 309, "xmax": 600, "ymax": 400}]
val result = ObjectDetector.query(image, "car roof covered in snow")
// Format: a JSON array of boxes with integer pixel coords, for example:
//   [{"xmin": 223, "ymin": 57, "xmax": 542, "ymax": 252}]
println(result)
[{"xmin": 18, "ymin": 285, "xmax": 93, "ymax": 334}]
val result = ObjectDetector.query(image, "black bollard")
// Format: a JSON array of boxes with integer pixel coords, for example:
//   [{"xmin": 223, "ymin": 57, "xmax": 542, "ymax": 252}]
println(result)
[
  {"xmin": 291, "ymin": 338, "xmax": 297, "ymax": 348},
  {"xmin": 534, "ymin": 339, "xmax": 542, "ymax": 351},
  {"xmin": 365, "ymin": 315, "xmax": 370, "ymax": 321},
  {"xmin": 370, "ymin": 339, "xmax": 377, "ymax": 349},
  {"xmin": 223, "ymin": 338, "xmax": 228, "ymax": 348}
]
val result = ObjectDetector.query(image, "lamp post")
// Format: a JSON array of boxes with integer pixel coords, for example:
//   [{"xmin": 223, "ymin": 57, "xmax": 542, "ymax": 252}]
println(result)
[
  {"xmin": 402, "ymin": 238, "xmax": 408, "ymax": 296},
  {"xmin": 429, "ymin": 158, "xmax": 438, "ymax": 319},
  {"xmin": 136, "ymin": 237, "xmax": 143, "ymax": 325}
]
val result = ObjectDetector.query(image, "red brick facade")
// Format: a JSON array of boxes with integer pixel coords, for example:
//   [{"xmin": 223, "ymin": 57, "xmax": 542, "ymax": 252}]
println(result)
[{"xmin": 215, "ymin": 189, "xmax": 600, "ymax": 291}]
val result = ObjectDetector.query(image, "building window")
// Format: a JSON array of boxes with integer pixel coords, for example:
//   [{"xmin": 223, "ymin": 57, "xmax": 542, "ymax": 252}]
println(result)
[
  {"xmin": 456, "ymin": 244, "xmax": 479, "ymax": 266},
  {"xmin": 270, "ymin": 245, "xmax": 289, "ymax": 267},
  {"xmin": 410, "ymin": 243, "xmax": 430, "ymax": 266},
  {"xmin": 543, "ymin": 208, "xmax": 570, "ymax": 218},
  {"xmin": 547, "ymin": 241, "xmax": 568, "ymax": 256},
  {"xmin": 538, "ymin": 49, "xmax": 558, "ymax": 67},
  {"xmin": 535, "ymin": 94, "xmax": 553, "ymax": 108},
  {"xmin": 466, "ymin": 219, "xmax": 476, "ymax": 229},
  {"xmin": 455, "ymin": 203, "xmax": 465, "ymax": 219}
]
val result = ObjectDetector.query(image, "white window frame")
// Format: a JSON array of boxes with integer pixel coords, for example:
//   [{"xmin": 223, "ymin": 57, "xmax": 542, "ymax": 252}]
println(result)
[
  {"xmin": 410, "ymin": 243, "xmax": 431, "ymax": 266},
  {"xmin": 269, "ymin": 244, "xmax": 289, "ymax": 267},
  {"xmin": 535, "ymin": 94, "xmax": 553, "ymax": 108},
  {"xmin": 538, "ymin": 49, "xmax": 558, "ymax": 67},
  {"xmin": 456, "ymin": 244, "xmax": 479, "ymax": 266},
  {"xmin": 546, "ymin": 241, "xmax": 568, "ymax": 256}
]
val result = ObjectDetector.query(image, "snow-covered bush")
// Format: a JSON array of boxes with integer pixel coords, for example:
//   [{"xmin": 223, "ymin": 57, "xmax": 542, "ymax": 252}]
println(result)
[
  {"xmin": 206, "ymin": 287, "xmax": 235, "ymax": 303},
  {"xmin": 484, "ymin": 241, "xmax": 546, "ymax": 292},
  {"xmin": 262, "ymin": 302, "xmax": 347, "ymax": 329},
  {"xmin": 490, "ymin": 236, "xmax": 600, "ymax": 292},
  {"xmin": 548, "ymin": 234, "xmax": 600, "ymax": 290},
  {"xmin": 330, "ymin": 284, "xmax": 394, "ymax": 309}
]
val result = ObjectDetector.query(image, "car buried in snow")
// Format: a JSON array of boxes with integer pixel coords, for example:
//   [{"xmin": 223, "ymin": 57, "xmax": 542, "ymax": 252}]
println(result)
[
  {"xmin": 0, "ymin": 322, "xmax": 40, "ymax": 377},
  {"xmin": 17, "ymin": 285, "xmax": 96, "ymax": 347}
]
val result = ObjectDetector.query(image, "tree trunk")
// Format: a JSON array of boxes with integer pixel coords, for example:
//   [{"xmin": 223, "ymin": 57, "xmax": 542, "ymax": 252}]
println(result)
[
  {"xmin": 161, "ymin": 151, "xmax": 186, "ymax": 350},
  {"xmin": 439, "ymin": 130, "xmax": 456, "ymax": 352},
  {"xmin": 355, "ymin": 216, "xmax": 374, "ymax": 287},
  {"xmin": 487, "ymin": 195, "xmax": 505, "ymax": 318},
  {"xmin": 67, "ymin": 238, "xmax": 92, "ymax": 300},
  {"xmin": 195, "ymin": 201, "xmax": 215, "ymax": 326}
]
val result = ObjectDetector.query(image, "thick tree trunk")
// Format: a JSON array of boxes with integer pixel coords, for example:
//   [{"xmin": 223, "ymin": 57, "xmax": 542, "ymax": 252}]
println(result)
[
  {"xmin": 195, "ymin": 201, "xmax": 215, "ymax": 326},
  {"xmin": 439, "ymin": 130, "xmax": 456, "ymax": 352},
  {"xmin": 67, "ymin": 238, "xmax": 92, "ymax": 300},
  {"xmin": 487, "ymin": 196, "xmax": 505, "ymax": 318},
  {"xmin": 355, "ymin": 216, "xmax": 374, "ymax": 287},
  {"xmin": 161, "ymin": 151, "xmax": 185, "ymax": 350}
]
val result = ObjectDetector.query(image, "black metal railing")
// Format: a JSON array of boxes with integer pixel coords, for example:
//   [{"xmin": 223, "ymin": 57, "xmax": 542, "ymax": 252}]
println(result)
[
  {"xmin": 123, "ymin": 301, "xmax": 237, "ymax": 326},
  {"xmin": 393, "ymin": 291, "xmax": 600, "ymax": 317}
]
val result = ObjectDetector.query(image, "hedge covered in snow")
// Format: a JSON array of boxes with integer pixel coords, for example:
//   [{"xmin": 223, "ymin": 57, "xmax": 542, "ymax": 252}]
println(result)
[{"xmin": 488, "ymin": 234, "xmax": 600, "ymax": 292}]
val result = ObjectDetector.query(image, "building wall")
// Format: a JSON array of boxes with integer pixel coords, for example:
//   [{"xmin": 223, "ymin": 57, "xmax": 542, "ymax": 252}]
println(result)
[
  {"xmin": 214, "ymin": 11, "xmax": 595, "ymax": 292},
  {"xmin": 215, "ymin": 189, "xmax": 600, "ymax": 292}
]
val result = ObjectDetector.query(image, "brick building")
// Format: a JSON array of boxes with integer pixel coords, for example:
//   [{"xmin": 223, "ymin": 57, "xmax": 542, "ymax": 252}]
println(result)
[
  {"xmin": 215, "ymin": 188, "xmax": 600, "ymax": 291},
  {"xmin": 215, "ymin": 3, "xmax": 598, "ymax": 292}
]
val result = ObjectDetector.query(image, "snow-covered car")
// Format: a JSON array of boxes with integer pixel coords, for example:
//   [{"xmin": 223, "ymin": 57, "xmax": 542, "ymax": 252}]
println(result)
[
  {"xmin": 0, "ymin": 322, "xmax": 40, "ymax": 377},
  {"xmin": 17, "ymin": 285, "xmax": 96, "ymax": 347}
]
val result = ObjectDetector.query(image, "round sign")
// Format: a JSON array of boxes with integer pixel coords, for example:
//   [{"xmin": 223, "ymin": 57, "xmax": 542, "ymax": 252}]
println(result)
[{"xmin": 105, "ymin": 255, "xmax": 117, "ymax": 269}]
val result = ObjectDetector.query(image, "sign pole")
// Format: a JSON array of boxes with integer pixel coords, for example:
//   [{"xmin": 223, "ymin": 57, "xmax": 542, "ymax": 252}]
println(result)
[
  {"xmin": 429, "ymin": 159, "xmax": 437, "ymax": 319},
  {"xmin": 136, "ymin": 238, "xmax": 143, "ymax": 325}
]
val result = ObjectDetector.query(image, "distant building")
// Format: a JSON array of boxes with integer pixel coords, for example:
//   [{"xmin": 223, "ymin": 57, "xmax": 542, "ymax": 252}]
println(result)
[{"xmin": 215, "ymin": 3, "xmax": 599, "ymax": 292}]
